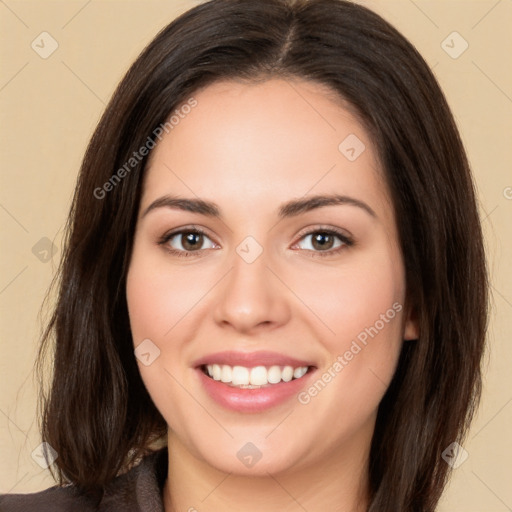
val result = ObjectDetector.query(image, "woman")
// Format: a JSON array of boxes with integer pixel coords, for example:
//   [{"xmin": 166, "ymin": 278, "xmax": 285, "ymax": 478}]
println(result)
[{"xmin": 0, "ymin": 0, "xmax": 488, "ymax": 510}]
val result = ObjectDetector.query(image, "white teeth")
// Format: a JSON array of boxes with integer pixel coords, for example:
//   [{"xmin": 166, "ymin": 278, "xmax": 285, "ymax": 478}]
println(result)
[
  {"xmin": 293, "ymin": 366, "xmax": 307, "ymax": 379},
  {"xmin": 281, "ymin": 366, "xmax": 294, "ymax": 382},
  {"xmin": 250, "ymin": 366, "xmax": 267, "ymax": 386},
  {"xmin": 267, "ymin": 365, "xmax": 282, "ymax": 384},
  {"xmin": 212, "ymin": 364, "xmax": 222, "ymax": 381},
  {"xmin": 220, "ymin": 365, "xmax": 232, "ymax": 383},
  {"xmin": 204, "ymin": 363, "xmax": 309, "ymax": 387},
  {"xmin": 231, "ymin": 366, "xmax": 250, "ymax": 386}
]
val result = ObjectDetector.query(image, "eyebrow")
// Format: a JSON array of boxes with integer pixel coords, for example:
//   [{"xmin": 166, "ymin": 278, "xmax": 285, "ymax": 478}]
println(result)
[
  {"xmin": 278, "ymin": 194, "xmax": 376, "ymax": 219},
  {"xmin": 141, "ymin": 193, "xmax": 377, "ymax": 220}
]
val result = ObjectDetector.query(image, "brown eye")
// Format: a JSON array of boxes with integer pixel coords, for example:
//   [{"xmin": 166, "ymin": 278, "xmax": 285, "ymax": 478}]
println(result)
[
  {"xmin": 166, "ymin": 230, "xmax": 216, "ymax": 252},
  {"xmin": 294, "ymin": 229, "xmax": 353, "ymax": 255},
  {"xmin": 311, "ymin": 233, "xmax": 335, "ymax": 250},
  {"xmin": 181, "ymin": 232, "xmax": 204, "ymax": 251}
]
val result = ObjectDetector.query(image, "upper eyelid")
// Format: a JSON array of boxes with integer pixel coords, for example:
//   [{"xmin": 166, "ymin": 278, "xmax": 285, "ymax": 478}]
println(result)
[
  {"xmin": 291, "ymin": 229, "xmax": 353, "ymax": 251},
  {"xmin": 294, "ymin": 224, "xmax": 352, "ymax": 239},
  {"xmin": 162, "ymin": 225, "xmax": 214, "ymax": 239},
  {"xmin": 161, "ymin": 225, "xmax": 350, "ymax": 239}
]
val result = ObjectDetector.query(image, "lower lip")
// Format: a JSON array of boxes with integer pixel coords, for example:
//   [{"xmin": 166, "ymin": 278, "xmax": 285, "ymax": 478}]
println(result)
[{"xmin": 196, "ymin": 368, "xmax": 314, "ymax": 413}]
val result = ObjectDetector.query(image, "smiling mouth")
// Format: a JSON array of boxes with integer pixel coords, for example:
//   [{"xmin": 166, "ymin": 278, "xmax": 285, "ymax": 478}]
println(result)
[{"xmin": 200, "ymin": 364, "xmax": 314, "ymax": 389}]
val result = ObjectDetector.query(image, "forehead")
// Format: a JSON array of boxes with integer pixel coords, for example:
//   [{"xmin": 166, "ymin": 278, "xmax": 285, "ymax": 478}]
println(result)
[{"xmin": 142, "ymin": 78, "xmax": 392, "ymax": 222}]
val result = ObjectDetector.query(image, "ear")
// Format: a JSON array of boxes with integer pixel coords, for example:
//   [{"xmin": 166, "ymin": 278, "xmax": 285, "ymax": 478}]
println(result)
[{"xmin": 403, "ymin": 303, "xmax": 420, "ymax": 341}]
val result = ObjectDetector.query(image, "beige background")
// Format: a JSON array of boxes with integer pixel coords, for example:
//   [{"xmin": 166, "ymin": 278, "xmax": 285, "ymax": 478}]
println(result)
[{"xmin": 0, "ymin": 0, "xmax": 510, "ymax": 509}]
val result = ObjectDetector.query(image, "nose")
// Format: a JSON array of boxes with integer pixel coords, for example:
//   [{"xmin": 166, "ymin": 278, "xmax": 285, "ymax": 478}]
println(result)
[{"xmin": 213, "ymin": 249, "xmax": 292, "ymax": 334}]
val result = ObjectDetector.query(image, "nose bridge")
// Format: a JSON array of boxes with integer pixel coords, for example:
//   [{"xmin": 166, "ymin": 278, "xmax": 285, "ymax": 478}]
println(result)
[{"xmin": 213, "ymin": 242, "xmax": 290, "ymax": 331}]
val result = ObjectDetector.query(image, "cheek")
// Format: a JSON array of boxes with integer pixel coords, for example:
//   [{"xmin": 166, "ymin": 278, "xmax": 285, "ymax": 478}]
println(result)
[
  {"xmin": 292, "ymin": 244, "xmax": 405, "ymax": 434},
  {"xmin": 126, "ymin": 247, "xmax": 212, "ymax": 344},
  {"xmin": 125, "ymin": 245, "xmax": 220, "ymax": 417},
  {"xmin": 126, "ymin": 253, "xmax": 193, "ymax": 433},
  {"xmin": 296, "ymin": 242, "xmax": 404, "ymax": 348}
]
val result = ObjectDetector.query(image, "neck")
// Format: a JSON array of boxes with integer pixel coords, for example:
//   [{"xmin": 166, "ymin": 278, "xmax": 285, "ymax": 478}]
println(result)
[{"xmin": 163, "ymin": 433, "xmax": 370, "ymax": 512}]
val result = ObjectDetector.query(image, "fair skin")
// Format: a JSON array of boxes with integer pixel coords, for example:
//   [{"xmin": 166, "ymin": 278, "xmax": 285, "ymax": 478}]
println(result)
[{"xmin": 126, "ymin": 78, "xmax": 418, "ymax": 512}]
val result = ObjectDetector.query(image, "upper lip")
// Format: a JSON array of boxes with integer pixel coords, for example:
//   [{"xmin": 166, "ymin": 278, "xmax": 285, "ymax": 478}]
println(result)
[{"xmin": 192, "ymin": 351, "xmax": 316, "ymax": 369}]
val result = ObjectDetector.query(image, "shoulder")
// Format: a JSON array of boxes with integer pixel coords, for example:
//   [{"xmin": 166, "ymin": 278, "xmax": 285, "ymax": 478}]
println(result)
[
  {"xmin": 0, "ymin": 484, "xmax": 98, "ymax": 512},
  {"xmin": 0, "ymin": 447, "xmax": 168, "ymax": 512}
]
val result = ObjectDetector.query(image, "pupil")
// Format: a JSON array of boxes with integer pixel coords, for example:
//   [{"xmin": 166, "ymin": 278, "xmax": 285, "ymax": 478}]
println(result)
[
  {"xmin": 313, "ymin": 233, "xmax": 333, "ymax": 250},
  {"xmin": 183, "ymin": 233, "xmax": 202, "ymax": 250}
]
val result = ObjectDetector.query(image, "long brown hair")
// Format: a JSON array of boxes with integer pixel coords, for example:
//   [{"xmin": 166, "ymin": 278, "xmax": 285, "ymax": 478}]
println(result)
[{"xmin": 36, "ymin": 0, "xmax": 488, "ymax": 510}]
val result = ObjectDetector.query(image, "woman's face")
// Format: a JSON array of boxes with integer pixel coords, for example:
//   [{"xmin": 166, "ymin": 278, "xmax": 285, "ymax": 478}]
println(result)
[{"xmin": 126, "ymin": 78, "xmax": 418, "ymax": 476}]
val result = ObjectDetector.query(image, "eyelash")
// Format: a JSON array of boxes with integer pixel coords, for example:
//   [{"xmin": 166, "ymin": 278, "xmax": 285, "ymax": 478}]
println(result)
[{"xmin": 158, "ymin": 226, "xmax": 354, "ymax": 258}]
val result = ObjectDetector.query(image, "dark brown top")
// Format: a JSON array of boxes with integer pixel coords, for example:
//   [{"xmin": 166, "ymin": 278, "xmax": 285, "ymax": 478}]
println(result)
[{"xmin": 0, "ymin": 448, "xmax": 168, "ymax": 511}]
